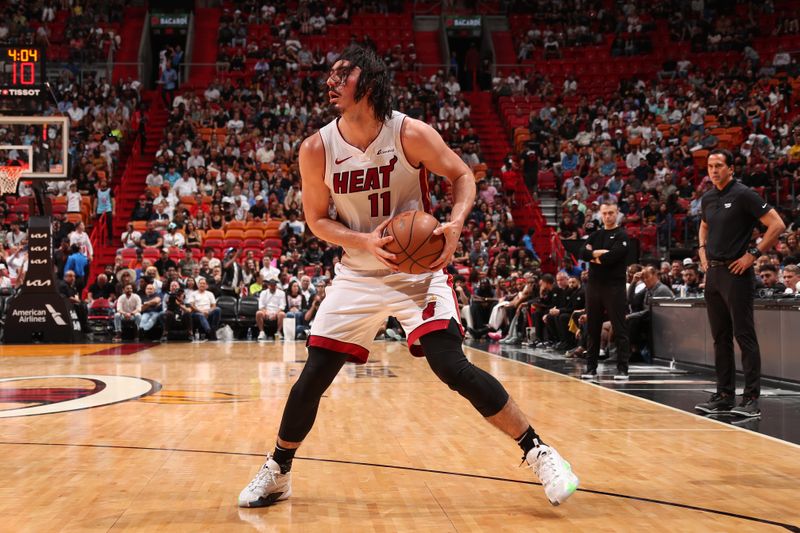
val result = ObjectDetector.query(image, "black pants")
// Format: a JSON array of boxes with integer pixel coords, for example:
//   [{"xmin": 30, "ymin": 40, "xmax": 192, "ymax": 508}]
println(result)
[
  {"xmin": 469, "ymin": 301, "xmax": 492, "ymax": 333},
  {"xmin": 533, "ymin": 308, "xmax": 549, "ymax": 342},
  {"xmin": 627, "ymin": 314, "xmax": 651, "ymax": 363},
  {"xmin": 586, "ymin": 281, "xmax": 630, "ymax": 373},
  {"xmin": 556, "ymin": 313, "xmax": 575, "ymax": 347},
  {"xmin": 704, "ymin": 265, "xmax": 761, "ymax": 398},
  {"xmin": 165, "ymin": 311, "xmax": 192, "ymax": 337}
]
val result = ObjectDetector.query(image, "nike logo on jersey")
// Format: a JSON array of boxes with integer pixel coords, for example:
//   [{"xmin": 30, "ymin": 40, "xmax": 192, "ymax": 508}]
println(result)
[
  {"xmin": 335, "ymin": 156, "xmax": 353, "ymax": 164},
  {"xmin": 762, "ymin": 203, "xmax": 767, "ymax": 208}
]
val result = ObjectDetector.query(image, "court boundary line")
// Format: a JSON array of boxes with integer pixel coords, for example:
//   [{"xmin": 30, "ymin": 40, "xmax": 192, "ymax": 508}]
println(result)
[
  {"xmin": 466, "ymin": 346, "xmax": 800, "ymax": 451},
  {"xmin": 0, "ymin": 440, "xmax": 796, "ymax": 531}
]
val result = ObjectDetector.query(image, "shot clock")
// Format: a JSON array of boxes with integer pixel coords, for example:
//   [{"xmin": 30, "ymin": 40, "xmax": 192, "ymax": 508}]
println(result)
[{"xmin": 0, "ymin": 46, "xmax": 46, "ymax": 99}]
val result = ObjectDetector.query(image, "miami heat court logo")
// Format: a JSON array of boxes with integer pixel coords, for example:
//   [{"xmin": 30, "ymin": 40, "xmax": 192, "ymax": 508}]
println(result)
[{"xmin": 0, "ymin": 375, "xmax": 161, "ymax": 418}]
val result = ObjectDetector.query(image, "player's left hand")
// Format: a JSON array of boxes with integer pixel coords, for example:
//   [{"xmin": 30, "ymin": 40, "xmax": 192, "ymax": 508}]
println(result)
[
  {"xmin": 729, "ymin": 253, "xmax": 755, "ymax": 275},
  {"xmin": 428, "ymin": 221, "xmax": 462, "ymax": 271}
]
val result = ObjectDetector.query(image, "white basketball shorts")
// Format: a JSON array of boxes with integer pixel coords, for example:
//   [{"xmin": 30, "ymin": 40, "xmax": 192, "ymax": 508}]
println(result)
[{"xmin": 308, "ymin": 263, "xmax": 463, "ymax": 363}]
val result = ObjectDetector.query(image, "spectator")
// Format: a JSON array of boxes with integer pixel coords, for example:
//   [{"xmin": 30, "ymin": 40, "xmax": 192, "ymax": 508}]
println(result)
[
  {"xmin": 58, "ymin": 270, "xmax": 87, "ymax": 332},
  {"xmin": 120, "ymin": 222, "xmax": 142, "ymax": 250},
  {"xmin": 178, "ymin": 249, "xmax": 197, "ymax": 277},
  {"xmin": 283, "ymin": 280, "xmax": 309, "ymax": 339},
  {"xmin": 154, "ymin": 248, "xmax": 178, "ymax": 276},
  {"xmin": 139, "ymin": 283, "xmax": 165, "ymax": 335},
  {"xmin": 139, "ymin": 221, "xmax": 164, "ymax": 250},
  {"xmin": 93, "ymin": 179, "xmax": 115, "ymax": 241},
  {"xmin": 114, "ymin": 283, "xmax": 142, "ymax": 341},
  {"xmin": 64, "ymin": 244, "xmax": 89, "ymax": 292},
  {"xmin": 88, "ymin": 273, "xmax": 117, "ymax": 304},
  {"xmin": 626, "ymin": 267, "xmax": 674, "ymax": 362},
  {"xmin": 161, "ymin": 64, "xmax": 178, "ymax": 107},
  {"xmin": 68, "ymin": 222, "xmax": 93, "ymax": 261},
  {"xmin": 782, "ymin": 265, "xmax": 800, "ymax": 294},
  {"xmin": 758, "ymin": 264, "xmax": 786, "ymax": 295},
  {"xmin": 188, "ymin": 277, "xmax": 221, "ymax": 340},
  {"xmin": 53, "ymin": 238, "xmax": 71, "ymax": 279},
  {"xmin": 163, "ymin": 223, "xmax": 185, "ymax": 249},
  {"xmin": 256, "ymin": 278, "xmax": 286, "ymax": 340},
  {"xmin": 220, "ymin": 248, "xmax": 244, "ymax": 295},
  {"xmin": 165, "ymin": 285, "xmax": 193, "ymax": 338}
]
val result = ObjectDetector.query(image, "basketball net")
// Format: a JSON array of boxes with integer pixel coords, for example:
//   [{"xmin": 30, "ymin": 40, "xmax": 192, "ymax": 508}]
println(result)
[{"xmin": 0, "ymin": 165, "xmax": 25, "ymax": 195}]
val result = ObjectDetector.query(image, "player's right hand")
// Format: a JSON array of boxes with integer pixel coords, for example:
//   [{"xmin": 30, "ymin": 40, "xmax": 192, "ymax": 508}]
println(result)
[{"xmin": 369, "ymin": 218, "xmax": 399, "ymax": 271}]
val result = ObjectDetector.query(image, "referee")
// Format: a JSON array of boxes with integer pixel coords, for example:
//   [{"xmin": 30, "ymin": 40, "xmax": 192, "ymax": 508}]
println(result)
[
  {"xmin": 578, "ymin": 201, "xmax": 631, "ymax": 380},
  {"xmin": 695, "ymin": 149, "xmax": 785, "ymax": 418}
]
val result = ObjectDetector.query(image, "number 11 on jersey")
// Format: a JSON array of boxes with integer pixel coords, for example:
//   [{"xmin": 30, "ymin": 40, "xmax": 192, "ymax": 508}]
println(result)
[{"xmin": 369, "ymin": 191, "xmax": 391, "ymax": 217}]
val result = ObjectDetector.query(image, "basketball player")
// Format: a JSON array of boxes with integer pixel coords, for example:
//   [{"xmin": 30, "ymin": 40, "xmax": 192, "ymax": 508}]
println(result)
[{"xmin": 239, "ymin": 45, "xmax": 579, "ymax": 508}]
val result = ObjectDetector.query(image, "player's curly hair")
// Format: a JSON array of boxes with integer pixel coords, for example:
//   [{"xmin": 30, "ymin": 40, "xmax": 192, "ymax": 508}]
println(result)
[{"xmin": 336, "ymin": 45, "xmax": 393, "ymax": 123}]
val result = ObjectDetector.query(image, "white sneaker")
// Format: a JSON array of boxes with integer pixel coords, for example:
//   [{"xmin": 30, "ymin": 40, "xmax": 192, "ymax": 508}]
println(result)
[
  {"xmin": 257, "ymin": 331, "xmax": 267, "ymax": 341},
  {"xmin": 525, "ymin": 444, "xmax": 579, "ymax": 506},
  {"xmin": 238, "ymin": 456, "xmax": 292, "ymax": 508},
  {"xmin": 385, "ymin": 328, "xmax": 401, "ymax": 341}
]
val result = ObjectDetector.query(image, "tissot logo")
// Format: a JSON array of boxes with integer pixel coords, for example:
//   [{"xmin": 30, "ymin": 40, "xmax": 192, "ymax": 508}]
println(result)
[
  {"xmin": 0, "ymin": 375, "xmax": 160, "ymax": 418},
  {"xmin": 6, "ymin": 89, "xmax": 41, "ymax": 96}
]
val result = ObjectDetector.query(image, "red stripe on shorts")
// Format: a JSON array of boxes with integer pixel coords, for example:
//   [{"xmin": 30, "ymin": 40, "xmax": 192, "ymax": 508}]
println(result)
[
  {"xmin": 308, "ymin": 335, "xmax": 370, "ymax": 364},
  {"xmin": 406, "ymin": 318, "xmax": 453, "ymax": 357}
]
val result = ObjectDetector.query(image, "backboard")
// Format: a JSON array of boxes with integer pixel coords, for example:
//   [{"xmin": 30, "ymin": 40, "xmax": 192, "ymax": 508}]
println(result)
[{"xmin": 0, "ymin": 116, "xmax": 68, "ymax": 179}]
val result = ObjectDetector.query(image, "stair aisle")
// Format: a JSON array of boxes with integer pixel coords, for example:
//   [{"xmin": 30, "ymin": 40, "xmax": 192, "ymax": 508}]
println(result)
[
  {"xmin": 460, "ymin": 91, "xmax": 559, "ymax": 271},
  {"xmin": 112, "ymin": 6, "xmax": 146, "ymax": 82},
  {"xmin": 190, "ymin": 8, "xmax": 222, "ymax": 87},
  {"xmin": 462, "ymin": 91, "xmax": 512, "ymax": 170},
  {"xmin": 92, "ymin": 94, "xmax": 169, "ymax": 268}
]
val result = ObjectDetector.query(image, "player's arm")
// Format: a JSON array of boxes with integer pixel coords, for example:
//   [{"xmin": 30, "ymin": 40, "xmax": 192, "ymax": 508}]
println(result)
[
  {"xmin": 299, "ymin": 133, "xmax": 398, "ymax": 269},
  {"xmin": 401, "ymin": 118, "xmax": 476, "ymax": 270}
]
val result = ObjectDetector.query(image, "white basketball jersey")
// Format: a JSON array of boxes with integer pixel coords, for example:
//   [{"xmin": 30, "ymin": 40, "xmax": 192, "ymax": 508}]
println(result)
[{"xmin": 318, "ymin": 111, "xmax": 430, "ymax": 271}]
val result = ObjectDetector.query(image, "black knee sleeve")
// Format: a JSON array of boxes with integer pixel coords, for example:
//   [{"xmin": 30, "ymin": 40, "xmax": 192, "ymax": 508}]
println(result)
[
  {"xmin": 278, "ymin": 346, "xmax": 347, "ymax": 442},
  {"xmin": 420, "ymin": 319, "xmax": 509, "ymax": 417}
]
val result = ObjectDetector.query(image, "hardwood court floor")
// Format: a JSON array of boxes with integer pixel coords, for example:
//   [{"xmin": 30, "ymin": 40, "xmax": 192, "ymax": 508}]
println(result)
[{"xmin": 1, "ymin": 341, "xmax": 798, "ymax": 532}]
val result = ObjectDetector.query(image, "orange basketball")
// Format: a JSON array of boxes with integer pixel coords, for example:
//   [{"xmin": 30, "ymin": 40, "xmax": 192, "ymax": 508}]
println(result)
[{"xmin": 383, "ymin": 210, "xmax": 446, "ymax": 274}]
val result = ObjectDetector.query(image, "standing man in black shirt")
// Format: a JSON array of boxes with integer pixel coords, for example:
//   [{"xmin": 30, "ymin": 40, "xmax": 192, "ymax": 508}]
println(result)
[
  {"xmin": 578, "ymin": 202, "xmax": 631, "ymax": 380},
  {"xmin": 695, "ymin": 149, "xmax": 785, "ymax": 418}
]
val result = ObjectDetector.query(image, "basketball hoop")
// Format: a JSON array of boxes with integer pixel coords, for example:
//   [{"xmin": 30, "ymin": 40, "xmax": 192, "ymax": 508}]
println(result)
[{"xmin": 0, "ymin": 165, "xmax": 25, "ymax": 195}]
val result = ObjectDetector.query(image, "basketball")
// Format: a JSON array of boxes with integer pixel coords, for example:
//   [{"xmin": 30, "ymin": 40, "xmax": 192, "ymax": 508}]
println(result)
[{"xmin": 383, "ymin": 210, "xmax": 445, "ymax": 274}]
